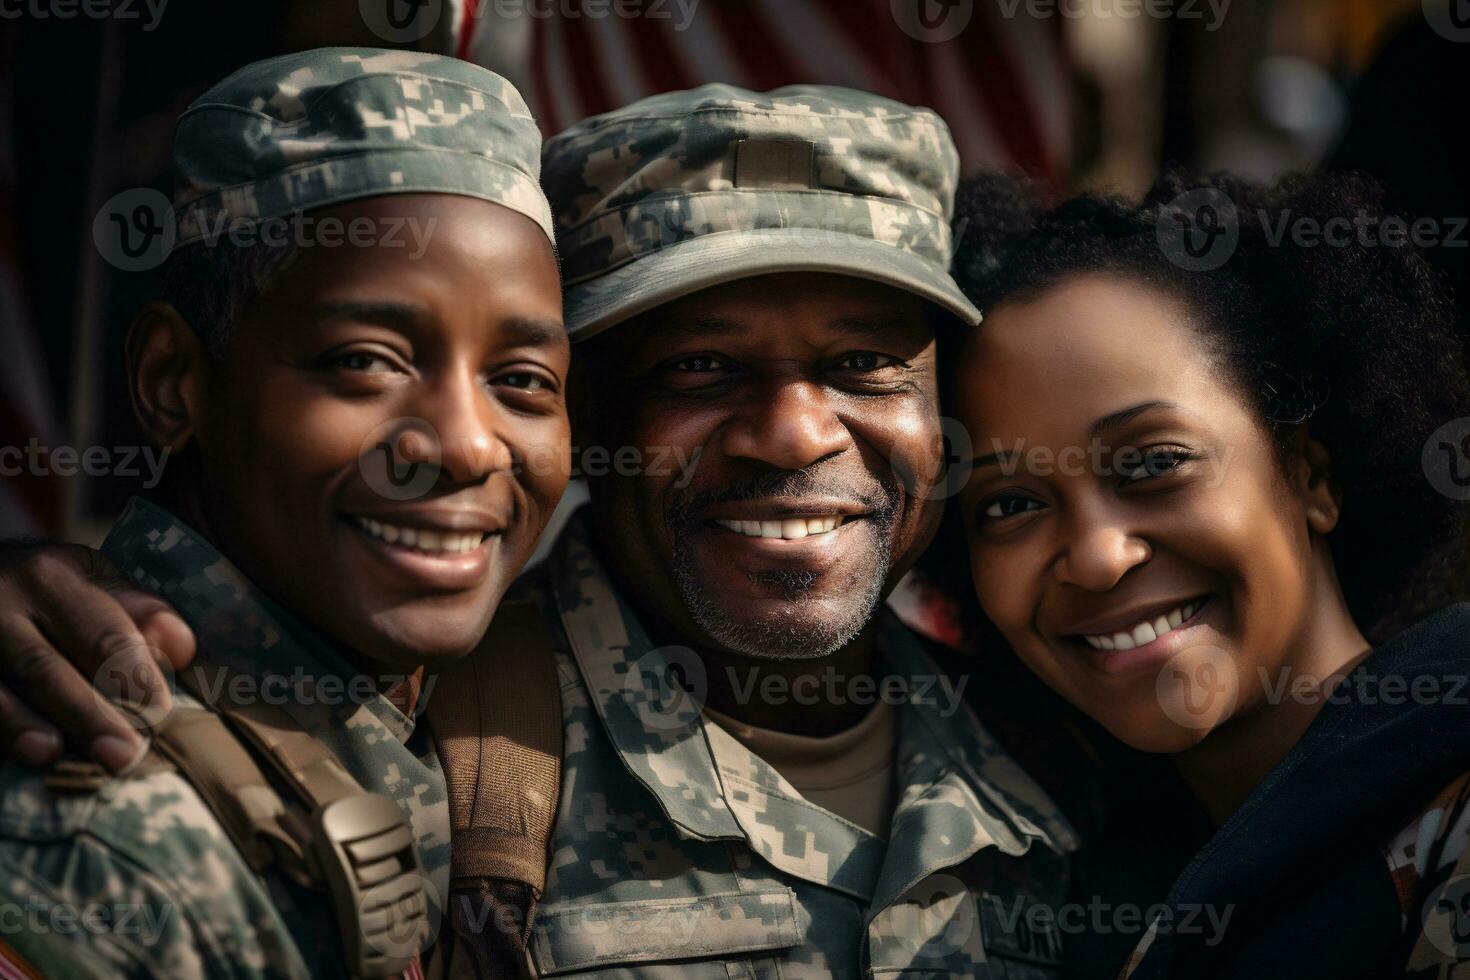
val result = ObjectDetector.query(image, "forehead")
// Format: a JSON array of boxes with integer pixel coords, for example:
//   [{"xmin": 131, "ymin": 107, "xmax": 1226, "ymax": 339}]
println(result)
[
  {"xmin": 622, "ymin": 272, "xmax": 935, "ymax": 354},
  {"xmin": 960, "ymin": 274, "xmax": 1229, "ymax": 429}
]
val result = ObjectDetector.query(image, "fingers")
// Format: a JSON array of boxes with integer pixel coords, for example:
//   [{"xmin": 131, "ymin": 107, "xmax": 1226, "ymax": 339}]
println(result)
[
  {"xmin": 114, "ymin": 591, "xmax": 197, "ymax": 671},
  {"xmin": 0, "ymin": 547, "xmax": 176, "ymax": 773},
  {"xmin": 0, "ymin": 611, "xmax": 149, "ymax": 773},
  {"xmin": 0, "ymin": 679, "xmax": 64, "ymax": 767}
]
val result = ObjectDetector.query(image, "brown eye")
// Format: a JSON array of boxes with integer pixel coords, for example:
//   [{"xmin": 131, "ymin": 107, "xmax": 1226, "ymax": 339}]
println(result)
[
  {"xmin": 982, "ymin": 493, "xmax": 1044, "ymax": 520},
  {"xmin": 332, "ymin": 350, "xmax": 397, "ymax": 373},
  {"xmin": 837, "ymin": 351, "xmax": 897, "ymax": 371},
  {"xmin": 673, "ymin": 354, "xmax": 728, "ymax": 372},
  {"xmin": 1121, "ymin": 447, "xmax": 1195, "ymax": 483}
]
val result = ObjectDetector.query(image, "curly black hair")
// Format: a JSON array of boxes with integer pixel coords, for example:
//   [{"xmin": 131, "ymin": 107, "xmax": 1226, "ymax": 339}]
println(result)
[{"xmin": 927, "ymin": 169, "xmax": 1470, "ymax": 646}]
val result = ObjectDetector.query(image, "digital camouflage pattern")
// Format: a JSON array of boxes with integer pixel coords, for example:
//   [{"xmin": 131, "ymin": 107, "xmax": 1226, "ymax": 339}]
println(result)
[
  {"xmin": 503, "ymin": 512, "xmax": 1076, "ymax": 978},
  {"xmin": 542, "ymin": 84, "xmax": 983, "ymax": 339},
  {"xmin": 0, "ymin": 497, "xmax": 450, "ymax": 978},
  {"xmin": 171, "ymin": 47, "xmax": 553, "ymax": 248}
]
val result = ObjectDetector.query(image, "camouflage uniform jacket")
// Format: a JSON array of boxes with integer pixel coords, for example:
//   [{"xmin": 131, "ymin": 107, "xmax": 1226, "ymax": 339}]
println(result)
[
  {"xmin": 518, "ymin": 513, "xmax": 1078, "ymax": 978},
  {"xmin": 0, "ymin": 497, "xmax": 451, "ymax": 978}
]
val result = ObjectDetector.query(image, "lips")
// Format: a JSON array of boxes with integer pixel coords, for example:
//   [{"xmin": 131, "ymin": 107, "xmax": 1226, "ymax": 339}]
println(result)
[
  {"xmin": 1077, "ymin": 597, "xmax": 1207, "ymax": 651},
  {"xmin": 340, "ymin": 505, "xmax": 510, "ymax": 591},
  {"xmin": 713, "ymin": 516, "xmax": 850, "ymax": 540},
  {"xmin": 352, "ymin": 516, "xmax": 488, "ymax": 555}
]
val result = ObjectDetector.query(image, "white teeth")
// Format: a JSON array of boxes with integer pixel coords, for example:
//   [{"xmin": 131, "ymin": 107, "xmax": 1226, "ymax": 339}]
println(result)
[
  {"xmin": 715, "ymin": 516, "xmax": 849, "ymax": 539},
  {"xmin": 354, "ymin": 517, "xmax": 485, "ymax": 554},
  {"xmin": 1081, "ymin": 599, "xmax": 1207, "ymax": 653}
]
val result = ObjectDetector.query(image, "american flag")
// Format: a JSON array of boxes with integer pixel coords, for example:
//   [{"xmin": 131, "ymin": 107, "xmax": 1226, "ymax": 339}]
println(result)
[{"xmin": 449, "ymin": 0, "xmax": 1073, "ymax": 182}]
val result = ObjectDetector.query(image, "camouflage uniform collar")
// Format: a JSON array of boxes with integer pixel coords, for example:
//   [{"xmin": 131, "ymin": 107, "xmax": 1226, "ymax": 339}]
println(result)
[
  {"xmin": 102, "ymin": 496, "xmax": 420, "ymax": 744},
  {"xmin": 547, "ymin": 512, "xmax": 1077, "ymax": 901},
  {"xmin": 547, "ymin": 513, "xmax": 745, "ymax": 842},
  {"xmin": 879, "ymin": 615, "xmax": 1080, "ymax": 857}
]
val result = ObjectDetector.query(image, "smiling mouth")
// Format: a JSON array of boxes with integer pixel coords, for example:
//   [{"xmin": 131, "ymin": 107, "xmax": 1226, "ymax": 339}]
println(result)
[
  {"xmin": 350, "ymin": 515, "xmax": 492, "ymax": 555},
  {"xmin": 1077, "ymin": 596, "xmax": 1211, "ymax": 652},
  {"xmin": 712, "ymin": 516, "xmax": 853, "ymax": 540}
]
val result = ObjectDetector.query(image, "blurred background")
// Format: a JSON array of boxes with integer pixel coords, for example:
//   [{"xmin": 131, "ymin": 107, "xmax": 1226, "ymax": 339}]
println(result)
[{"xmin": 2, "ymin": 0, "xmax": 1467, "ymax": 541}]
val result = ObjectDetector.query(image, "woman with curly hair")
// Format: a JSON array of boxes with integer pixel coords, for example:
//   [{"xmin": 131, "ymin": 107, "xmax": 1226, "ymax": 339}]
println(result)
[{"xmin": 938, "ymin": 170, "xmax": 1470, "ymax": 978}]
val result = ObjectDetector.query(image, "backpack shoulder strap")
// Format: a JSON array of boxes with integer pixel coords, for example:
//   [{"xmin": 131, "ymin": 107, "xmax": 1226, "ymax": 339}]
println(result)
[
  {"xmin": 149, "ymin": 670, "xmax": 433, "ymax": 978},
  {"xmin": 427, "ymin": 596, "xmax": 564, "ymax": 894}
]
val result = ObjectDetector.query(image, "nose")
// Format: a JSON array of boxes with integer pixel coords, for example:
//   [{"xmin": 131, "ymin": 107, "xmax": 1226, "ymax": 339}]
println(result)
[
  {"xmin": 401, "ymin": 367, "xmax": 513, "ymax": 486},
  {"xmin": 718, "ymin": 379, "xmax": 853, "ymax": 471},
  {"xmin": 1052, "ymin": 504, "xmax": 1151, "ymax": 592}
]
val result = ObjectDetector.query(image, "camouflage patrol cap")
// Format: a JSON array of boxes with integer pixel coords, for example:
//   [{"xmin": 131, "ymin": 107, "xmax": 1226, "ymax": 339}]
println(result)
[
  {"xmin": 171, "ymin": 47, "xmax": 553, "ymax": 249},
  {"xmin": 542, "ymin": 83, "xmax": 980, "ymax": 340}
]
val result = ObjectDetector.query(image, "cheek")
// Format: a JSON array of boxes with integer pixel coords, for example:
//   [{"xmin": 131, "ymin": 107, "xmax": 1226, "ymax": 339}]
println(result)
[
  {"xmin": 511, "ymin": 417, "xmax": 573, "ymax": 521},
  {"xmin": 965, "ymin": 524, "xmax": 1040, "ymax": 634},
  {"xmin": 852, "ymin": 400, "xmax": 943, "ymax": 497}
]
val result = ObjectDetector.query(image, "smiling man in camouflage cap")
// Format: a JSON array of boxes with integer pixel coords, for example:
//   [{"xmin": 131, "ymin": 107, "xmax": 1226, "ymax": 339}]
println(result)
[
  {"xmin": 0, "ymin": 47, "xmax": 570, "ymax": 979},
  {"xmin": 502, "ymin": 84, "xmax": 1077, "ymax": 977}
]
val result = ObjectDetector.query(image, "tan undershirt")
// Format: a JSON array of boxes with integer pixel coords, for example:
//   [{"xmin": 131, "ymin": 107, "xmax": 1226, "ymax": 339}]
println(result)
[{"xmin": 702, "ymin": 699, "xmax": 898, "ymax": 838}]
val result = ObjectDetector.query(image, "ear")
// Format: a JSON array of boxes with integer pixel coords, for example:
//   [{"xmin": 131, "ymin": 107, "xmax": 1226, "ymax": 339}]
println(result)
[
  {"xmin": 125, "ymin": 302, "xmax": 207, "ymax": 452},
  {"xmin": 1287, "ymin": 428, "xmax": 1341, "ymax": 535}
]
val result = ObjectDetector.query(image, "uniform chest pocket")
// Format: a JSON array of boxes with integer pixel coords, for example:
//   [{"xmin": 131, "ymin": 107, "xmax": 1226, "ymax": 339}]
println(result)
[{"xmin": 529, "ymin": 888, "xmax": 804, "ymax": 976}]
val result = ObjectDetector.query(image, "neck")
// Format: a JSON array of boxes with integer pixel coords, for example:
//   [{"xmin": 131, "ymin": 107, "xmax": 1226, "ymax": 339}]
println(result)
[
  {"xmin": 693, "ymin": 627, "xmax": 880, "ymax": 737},
  {"xmin": 1171, "ymin": 552, "xmax": 1372, "ymax": 825}
]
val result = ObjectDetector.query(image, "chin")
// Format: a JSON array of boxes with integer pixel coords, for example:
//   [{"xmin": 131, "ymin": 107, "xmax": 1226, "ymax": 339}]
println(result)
[
  {"xmin": 1104, "ymin": 714, "xmax": 1216, "ymax": 755},
  {"xmin": 692, "ymin": 599, "xmax": 870, "ymax": 661}
]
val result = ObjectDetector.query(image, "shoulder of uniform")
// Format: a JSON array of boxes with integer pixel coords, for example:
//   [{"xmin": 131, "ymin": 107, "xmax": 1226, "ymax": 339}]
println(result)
[{"xmin": 0, "ymin": 745, "xmax": 309, "ymax": 978}]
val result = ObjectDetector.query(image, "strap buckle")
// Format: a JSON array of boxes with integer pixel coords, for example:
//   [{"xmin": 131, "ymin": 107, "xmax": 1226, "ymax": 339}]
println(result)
[{"xmin": 314, "ymin": 793, "xmax": 432, "ymax": 978}]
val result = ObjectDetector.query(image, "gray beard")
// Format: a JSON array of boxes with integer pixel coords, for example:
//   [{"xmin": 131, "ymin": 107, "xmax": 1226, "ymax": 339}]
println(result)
[{"xmin": 670, "ymin": 520, "xmax": 893, "ymax": 660}]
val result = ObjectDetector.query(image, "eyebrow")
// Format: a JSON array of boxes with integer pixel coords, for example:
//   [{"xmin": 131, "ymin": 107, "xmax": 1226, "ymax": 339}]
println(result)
[
  {"xmin": 965, "ymin": 401, "xmax": 1180, "ymax": 471},
  {"xmin": 309, "ymin": 300, "xmax": 433, "ymax": 331},
  {"xmin": 498, "ymin": 316, "xmax": 569, "ymax": 348},
  {"xmin": 1087, "ymin": 400, "xmax": 1177, "ymax": 439},
  {"xmin": 308, "ymin": 304, "xmax": 566, "ymax": 347}
]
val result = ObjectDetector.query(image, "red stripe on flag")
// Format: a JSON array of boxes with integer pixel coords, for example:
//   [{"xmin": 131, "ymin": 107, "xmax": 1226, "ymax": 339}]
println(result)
[
  {"xmin": 624, "ymin": 3, "xmax": 695, "ymax": 96},
  {"xmin": 954, "ymin": 7, "xmax": 1056, "ymax": 181},
  {"xmin": 805, "ymin": 0, "xmax": 910, "ymax": 101},
  {"xmin": 0, "ymin": 935, "xmax": 43, "ymax": 980},
  {"xmin": 560, "ymin": 4, "xmax": 619, "ymax": 121},
  {"xmin": 455, "ymin": 0, "xmax": 480, "ymax": 61},
  {"xmin": 704, "ymin": 1, "xmax": 794, "ymax": 90},
  {"xmin": 530, "ymin": 16, "xmax": 562, "ymax": 133}
]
